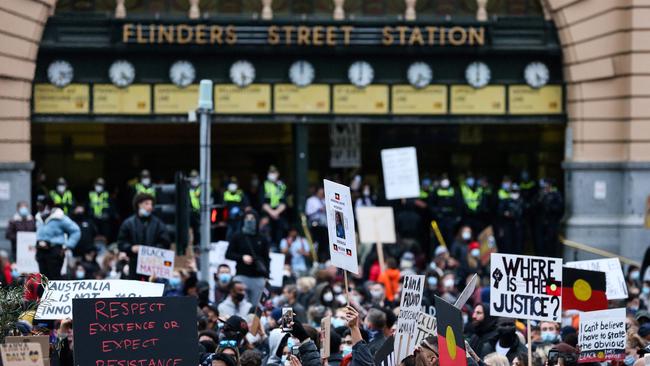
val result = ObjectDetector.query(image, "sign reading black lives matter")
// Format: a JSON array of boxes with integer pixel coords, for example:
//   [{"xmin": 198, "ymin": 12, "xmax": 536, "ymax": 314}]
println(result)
[
  {"xmin": 490, "ymin": 253, "xmax": 563, "ymax": 321},
  {"xmin": 72, "ymin": 296, "xmax": 198, "ymax": 366}
]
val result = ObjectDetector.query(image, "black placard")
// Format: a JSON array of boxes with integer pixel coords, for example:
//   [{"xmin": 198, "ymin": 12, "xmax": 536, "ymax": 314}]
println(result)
[
  {"xmin": 72, "ymin": 296, "xmax": 198, "ymax": 366},
  {"xmin": 374, "ymin": 336, "xmax": 396, "ymax": 366}
]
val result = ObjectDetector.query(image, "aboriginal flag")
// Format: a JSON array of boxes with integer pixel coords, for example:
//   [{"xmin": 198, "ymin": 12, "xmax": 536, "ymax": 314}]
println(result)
[
  {"xmin": 435, "ymin": 296, "xmax": 467, "ymax": 366},
  {"xmin": 562, "ymin": 267, "xmax": 607, "ymax": 312}
]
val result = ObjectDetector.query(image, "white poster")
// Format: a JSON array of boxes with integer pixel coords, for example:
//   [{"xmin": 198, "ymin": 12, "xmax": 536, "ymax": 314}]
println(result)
[
  {"xmin": 381, "ymin": 147, "xmax": 420, "ymax": 200},
  {"xmin": 413, "ymin": 311, "xmax": 437, "ymax": 348},
  {"xmin": 394, "ymin": 275, "xmax": 425, "ymax": 364},
  {"xmin": 355, "ymin": 207, "xmax": 396, "ymax": 244},
  {"xmin": 16, "ymin": 231, "xmax": 38, "ymax": 274},
  {"xmin": 578, "ymin": 308, "xmax": 626, "ymax": 363},
  {"xmin": 0, "ymin": 181, "xmax": 10, "ymax": 200},
  {"xmin": 490, "ymin": 253, "xmax": 563, "ymax": 322},
  {"xmin": 35, "ymin": 280, "xmax": 164, "ymax": 320},
  {"xmin": 566, "ymin": 258, "xmax": 628, "ymax": 300},
  {"xmin": 324, "ymin": 179, "xmax": 359, "ymax": 274},
  {"xmin": 269, "ymin": 252, "xmax": 286, "ymax": 287},
  {"xmin": 208, "ymin": 241, "xmax": 237, "ymax": 302},
  {"xmin": 330, "ymin": 123, "xmax": 361, "ymax": 168},
  {"xmin": 136, "ymin": 245, "xmax": 175, "ymax": 279},
  {"xmin": 0, "ymin": 342, "xmax": 43, "ymax": 366}
]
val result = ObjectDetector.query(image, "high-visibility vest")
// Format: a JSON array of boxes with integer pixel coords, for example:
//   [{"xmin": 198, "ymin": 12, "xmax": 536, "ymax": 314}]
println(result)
[
  {"xmin": 420, "ymin": 190, "xmax": 429, "ymax": 199},
  {"xmin": 50, "ymin": 190, "xmax": 73, "ymax": 214},
  {"xmin": 498, "ymin": 189, "xmax": 510, "ymax": 200},
  {"xmin": 89, "ymin": 191, "xmax": 109, "ymax": 218},
  {"xmin": 460, "ymin": 184, "xmax": 482, "ymax": 212},
  {"xmin": 520, "ymin": 180, "xmax": 535, "ymax": 190},
  {"xmin": 189, "ymin": 188, "xmax": 201, "ymax": 211},
  {"xmin": 264, "ymin": 180, "xmax": 286, "ymax": 208},
  {"xmin": 224, "ymin": 190, "xmax": 243, "ymax": 204},
  {"xmin": 436, "ymin": 187, "xmax": 455, "ymax": 198},
  {"xmin": 135, "ymin": 183, "xmax": 156, "ymax": 197}
]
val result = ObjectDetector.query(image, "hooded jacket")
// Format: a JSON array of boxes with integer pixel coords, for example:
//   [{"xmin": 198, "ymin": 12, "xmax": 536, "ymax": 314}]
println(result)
[
  {"xmin": 265, "ymin": 328, "xmax": 286, "ymax": 366},
  {"xmin": 226, "ymin": 211, "xmax": 271, "ymax": 278},
  {"xmin": 35, "ymin": 208, "xmax": 80, "ymax": 248}
]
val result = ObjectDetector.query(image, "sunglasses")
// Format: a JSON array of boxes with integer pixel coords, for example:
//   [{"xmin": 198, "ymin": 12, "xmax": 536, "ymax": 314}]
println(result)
[{"xmin": 219, "ymin": 340, "xmax": 238, "ymax": 348}]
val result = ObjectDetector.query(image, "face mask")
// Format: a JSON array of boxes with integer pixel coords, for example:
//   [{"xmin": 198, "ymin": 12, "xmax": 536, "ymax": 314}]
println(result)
[
  {"xmin": 336, "ymin": 294, "xmax": 347, "ymax": 305},
  {"xmin": 427, "ymin": 277, "xmax": 438, "ymax": 288},
  {"xmin": 75, "ymin": 270, "xmax": 85, "ymax": 279},
  {"xmin": 138, "ymin": 208, "xmax": 150, "ymax": 218},
  {"xmin": 624, "ymin": 355, "xmax": 636, "ymax": 366},
  {"xmin": 190, "ymin": 178, "xmax": 200, "ymax": 188},
  {"xmin": 351, "ymin": 294, "xmax": 363, "ymax": 305},
  {"xmin": 57, "ymin": 185, "xmax": 66, "ymax": 194},
  {"xmin": 461, "ymin": 231, "xmax": 471, "ymax": 241},
  {"xmin": 331, "ymin": 317, "xmax": 346, "ymax": 328},
  {"xmin": 18, "ymin": 207, "xmax": 29, "ymax": 217},
  {"xmin": 643, "ymin": 287, "xmax": 650, "ymax": 296},
  {"xmin": 141, "ymin": 178, "xmax": 151, "ymax": 186},
  {"xmin": 428, "ymin": 261, "xmax": 437, "ymax": 271},
  {"xmin": 168, "ymin": 277, "xmax": 181, "ymax": 289},
  {"xmin": 629, "ymin": 306, "xmax": 639, "ymax": 313},
  {"xmin": 242, "ymin": 219, "xmax": 256, "ymax": 235},
  {"xmin": 466, "ymin": 177, "xmax": 475, "ymax": 187},
  {"xmin": 227, "ymin": 183, "xmax": 237, "ymax": 192},
  {"xmin": 541, "ymin": 331, "xmax": 558, "ymax": 343},
  {"xmin": 363, "ymin": 189, "xmax": 370, "ymax": 196},
  {"xmin": 631, "ymin": 271, "xmax": 640, "ymax": 281},
  {"xmin": 443, "ymin": 278, "xmax": 455, "ymax": 289},
  {"xmin": 511, "ymin": 193, "xmax": 520, "ymax": 200},
  {"xmin": 234, "ymin": 293, "xmax": 245, "ymax": 302},
  {"xmin": 11, "ymin": 269, "xmax": 19, "ymax": 279},
  {"xmin": 440, "ymin": 179, "xmax": 450, "ymax": 188},
  {"xmin": 471, "ymin": 248, "xmax": 481, "ymax": 257},
  {"xmin": 502, "ymin": 182, "xmax": 511, "ymax": 190},
  {"xmin": 267, "ymin": 173, "xmax": 278, "ymax": 182},
  {"xmin": 341, "ymin": 345, "xmax": 353, "ymax": 356},
  {"xmin": 281, "ymin": 355, "xmax": 288, "ymax": 365},
  {"xmin": 95, "ymin": 185, "xmax": 104, "ymax": 193},
  {"xmin": 218, "ymin": 273, "xmax": 232, "ymax": 284},
  {"xmin": 323, "ymin": 291, "xmax": 334, "ymax": 303},
  {"xmin": 462, "ymin": 314, "xmax": 468, "ymax": 325},
  {"xmin": 370, "ymin": 289, "xmax": 384, "ymax": 301}
]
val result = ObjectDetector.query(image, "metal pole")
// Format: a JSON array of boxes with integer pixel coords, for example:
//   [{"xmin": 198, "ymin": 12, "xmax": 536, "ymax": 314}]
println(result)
[{"xmin": 198, "ymin": 80, "xmax": 213, "ymax": 282}]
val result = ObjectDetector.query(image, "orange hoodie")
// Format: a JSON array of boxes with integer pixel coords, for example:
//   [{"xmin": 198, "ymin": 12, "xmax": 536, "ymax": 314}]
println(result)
[{"xmin": 377, "ymin": 268, "xmax": 401, "ymax": 302}]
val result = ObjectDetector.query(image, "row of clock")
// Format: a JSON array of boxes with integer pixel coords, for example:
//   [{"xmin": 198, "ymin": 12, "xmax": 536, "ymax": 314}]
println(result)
[{"xmin": 47, "ymin": 59, "xmax": 551, "ymax": 90}]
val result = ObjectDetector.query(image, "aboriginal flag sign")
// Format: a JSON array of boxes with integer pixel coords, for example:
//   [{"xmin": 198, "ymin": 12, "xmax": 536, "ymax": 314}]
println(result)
[
  {"xmin": 562, "ymin": 267, "xmax": 607, "ymax": 312},
  {"xmin": 435, "ymin": 296, "xmax": 467, "ymax": 366}
]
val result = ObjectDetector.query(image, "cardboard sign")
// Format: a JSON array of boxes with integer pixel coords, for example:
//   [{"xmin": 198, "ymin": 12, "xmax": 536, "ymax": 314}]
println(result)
[
  {"xmin": 0, "ymin": 342, "xmax": 44, "ymax": 366},
  {"xmin": 72, "ymin": 296, "xmax": 198, "ymax": 366},
  {"xmin": 565, "ymin": 258, "xmax": 628, "ymax": 300},
  {"xmin": 324, "ymin": 179, "xmax": 359, "ymax": 274},
  {"xmin": 330, "ymin": 123, "xmax": 361, "ymax": 169},
  {"xmin": 16, "ymin": 231, "xmax": 39, "ymax": 274},
  {"xmin": 4, "ymin": 336, "xmax": 50, "ymax": 366},
  {"xmin": 413, "ymin": 312, "xmax": 437, "ymax": 347},
  {"xmin": 355, "ymin": 207, "xmax": 396, "ymax": 244},
  {"xmin": 381, "ymin": 147, "xmax": 420, "ymax": 200},
  {"xmin": 490, "ymin": 253, "xmax": 563, "ymax": 322},
  {"xmin": 375, "ymin": 336, "xmax": 396, "ymax": 366},
  {"xmin": 207, "ymin": 241, "xmax": 237, "ymax": 303},
  {"xmin": 435, "ymin": 296, "xmax": 467, "ymax": 366},
  {"xmin": 35, "ymin": 280, "xmax": 165, "ymax": 320},
  {"xmin": 578, "ymin": 308, "xmax": 626, "ymax": 363},
  {"xmin": 394, "ymin": 275, "xmax": 425, "ymax": 364},
  {"xmin": 320, "ymin": 316, "xmax": 331, "ymax": 358},
  {"xmin": 268, "ymin": 252, "xmax": 286, "ymax": 287},
  {"xmin": 136, "ymin": 245, "xmax": 175, "ymax": 279}
]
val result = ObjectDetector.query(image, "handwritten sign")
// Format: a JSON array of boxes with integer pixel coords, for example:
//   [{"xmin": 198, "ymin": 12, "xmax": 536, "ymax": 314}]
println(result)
[
  {"xmin": 35, "ymin": 280, "xmax": 164, "ymax": 320},
  {"xmin": 355, "ymin": 207, "xmax": 396, "ymax": 244},
  {"xmin": 394, "ymin": 275, "xmax": 425, "ymax": 364},
  {"xmin": 274, "ymin": 84, "xmax": 330, "ymax": 113},
  {"xmin": 214, "ymin": 84, "xmax": 271, "ymax": 114},
  {"xmin": 413, "ymin": 311, "xmax": 437, "ymax": 347},
  {"xmin": 4, "ymin": 336, "xmax": 49, "ymax": 366},
  {"xmin": 330, "ymin": 123, "xmax": 361, "ymax": 168},
  {"xmin": 154, "ymin": 84, "xmax": 198, "ymax": 114},
  {"xmin": 72, "ymin": 296, "xmax": 198, "ymax": 366},
  {"xmin": 392, "ymin": 85, "xmax": 447, "ymax": 115},
  {"xmin": 578, "ymin": 308, "xmax": 626, "ymax": 363},
  {"xmin": 565, "ymin": 258, "xmax": 628, "ymax": 300},
  {"xmin": 33, "ymin": 84, "xmax": 89, "ymax": 114},
  {"xmin": 136, "ymin": 245, "xmax": 175, "ymax": 279},
  {"xmin": 490, "ymin": 253, "xmax": 563, "ymax": 322},
  {"xmin": 16, "ymin": 231, "xmax": 38, "ymax": 274},
  {"xmin": 333, "ymin": 85, "xmax": 388, "ymax": 114},
  {"xmin": 450, "ymin": 85, "xmax": 505, "ymax": 114},
  {"xmin": 93, "ymin": 84, "xmax": 151, "ymax": 114},
  {"xmin": 508, "ymin": 85, "xmax": 562, "ymax": 115},
  {"xmin": 0, "ymin": 342, "xmax": 43, "ymax": 366},
  {"xmin": 324, "ymin": 179, "xmax": 359, "ymax": 274},
  {"xmin": 381, "ymin": 147, "xmax": 421, "ymax": 200}
]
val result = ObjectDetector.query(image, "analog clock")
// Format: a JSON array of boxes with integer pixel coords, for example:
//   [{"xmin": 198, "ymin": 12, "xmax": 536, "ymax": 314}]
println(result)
[
  {"xmin": 465, "ymin": 61, "xmax": 491, "ymax": 88},
  {"xmin": 348, "ymin": 61, "xmax": 374, "ymax": 88},
  {"xmin": 169, "ymin": 60, "xmax": 195, "ymax": 88},
  {"xmin": 47, "ymin": 60, "xmax": 74, "ymax": 88},
  {"xmin": 407, "ymin": 62, "xmax": 432, "ymax": 89},
  {"xmin": 524, "ymin": 61, "xmax": 549, "ymax": 88},
  {"xmin": 230, "ymin": 60, "xmax": 255, "ymax": 87},
  {"xmin": 289, "ymin": 60, "xmax": 315, "ymax": 87},
  {"xmin": 109, "ymin": 60, "xmax": 135, "ymax": 88}
]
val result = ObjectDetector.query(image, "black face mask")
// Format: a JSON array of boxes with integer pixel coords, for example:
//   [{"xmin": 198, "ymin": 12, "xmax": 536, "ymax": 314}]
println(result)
[
  {"xmin": 497, "ymin": 324, "xmax": 516, "ymax": 346},
  {"xmin": 233, "ymin": 293, "xmax": 245, "ymax": 302}
]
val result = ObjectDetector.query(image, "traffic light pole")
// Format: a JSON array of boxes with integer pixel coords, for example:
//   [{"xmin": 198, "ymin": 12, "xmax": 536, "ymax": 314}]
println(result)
[{"xmin": 198, "ymin": 80, "xmax": 213, "ymax": 282}]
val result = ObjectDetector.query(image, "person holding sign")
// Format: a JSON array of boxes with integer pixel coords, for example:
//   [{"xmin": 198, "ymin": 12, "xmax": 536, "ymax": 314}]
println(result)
[{"xmin": 117, "ymin": 193, "xmax": 170, "ymax": 280}]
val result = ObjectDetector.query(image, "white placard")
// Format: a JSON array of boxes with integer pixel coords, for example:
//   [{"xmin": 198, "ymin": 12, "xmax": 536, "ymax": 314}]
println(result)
[
  {"xmin": 330, "ymin": 123, "xmax": 361, "ymax": 168},
  {"xmin": 35, "ymin": 280, "xmax": 164, "ymax": 320},
  {"xmin": 381, "ymin": 147, "xmax": 420, "ymax": 200},
  {"xmin": 136, "ymin": 245, "xmax": 175, "ymax": 279},
  {"xmin": 578, "ymin": 308, "xmax": 626, "ymax": 363},
  {"xmin": 566, "ymin": 258, "xmax": 628, "ymax": 300},
  {"xmin": 16, "ymin": 231, "xmax": 39, "ymax": 274},
  {"xmin": 324, "ymin": 179, "xmax": 359, "ymax": 275},
  {"xmin": 394, "ymin": 275, "xmax": 425, "ymax": 364},
  {"xmin": 0, "ymin": 181, "xmax": 10, "ymax": 200},
  {"xmin": 356, "ymin": 206, "xmax": 397, "ymax": 244},
  {"xmin": 594, "ymin": 181, "xmax": 607, "ymax": 200},
  {"xmin": 1, "ymin": 342, "xmax": 43, "ymax": 366},
  {"xmin": 208, "ymin": 241, "xmax": 237, "ymax": 302},
  {"xmin": 269, "ymin": 252, "xmax": 286, "ymax": 287},
  {"xmin": 413, "ymin": 311, "xmax": 437, "ymax": 347},
  {"xmin": 490, "ymin": 253, "xmax": 563, "ymax": 322}
]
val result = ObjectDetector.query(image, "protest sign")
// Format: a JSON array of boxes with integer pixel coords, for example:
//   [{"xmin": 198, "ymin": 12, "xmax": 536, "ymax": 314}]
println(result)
[
  {"xmin": 324, "ymin": 179, "xmax": 359, "ymax": 275},
  {"xmin": 381, "ymin": 147, "xmax": 420, "ymax": 200},
  {"xmin": 320, "ymin": 316, "xmax": 331, "ymax": 359},
  {"xmin": 4, "ymin": 336, "xmax": 50, "ymax": 366},
  {"xmin": 330, "ymin": 123, "xmax": 361, "ymax": 168},
  {"xmin": 16, "ymin": 231, "xmax": 38, "ymax": 274},
  {"xmin": 72, "ymin": 296, "xmax": 198, "ymax": 366},
  {"xmin": 394, "ymin": 275, "xmax": 425, "ymax": 364},
  {"xmin": 566, "ymin": 258, "xmax": 628, "ymax": 300},
  {"xmin": 207, "ymin": 241, "xmax": 237, "ymax": 302},
  {"xmin": 268, "ymin": 252, "xmax": 286, "ymax": 287},
  {"xmin": 0, "ymin": 342, "xmax": 43, "ymax": 366},
  {"xmin": 375, "ymin": 336, "xmax": 396, "ymax": 366},
  {"xmin": 35, "ymin": 280, "xmax": 164, "ymax": 320},
  {"xmin": 136, "ymin": 245, "xmax": 175, "ymax": 279},
  {"xmin": 356, "ymin": 207, "xmax": 396, "ymax": 244},
  {"xmin": 490, "ymin": 253, "xmax": 563, "ymax": 322},
  {"xmin": 413, "ymin": 311, "xmax": 437, "ymax": 347},
  {"xmin": 578, "ymin": 308, "xmax": 626, "ymax": 363},
  {"xmin": 435, "ymin": 296, "xmax": 467, "ymax": 366}
]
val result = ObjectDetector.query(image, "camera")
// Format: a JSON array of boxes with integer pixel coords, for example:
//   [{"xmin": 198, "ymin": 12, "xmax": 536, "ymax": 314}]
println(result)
[{"xmin": 547, "ymin": 350, "xmax": 578, "ymax": 366}]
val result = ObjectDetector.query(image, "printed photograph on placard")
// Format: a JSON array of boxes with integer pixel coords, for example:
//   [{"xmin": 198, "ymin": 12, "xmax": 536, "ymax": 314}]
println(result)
[{"xmin": 334, "ymin": 210, "xmax": 346, "ymax": 239}]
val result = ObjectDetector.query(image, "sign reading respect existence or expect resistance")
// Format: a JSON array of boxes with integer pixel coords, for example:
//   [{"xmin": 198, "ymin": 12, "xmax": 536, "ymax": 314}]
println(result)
[{"xmin": 490, "ymin": 253, "xmax": 563, "ymax": 322}]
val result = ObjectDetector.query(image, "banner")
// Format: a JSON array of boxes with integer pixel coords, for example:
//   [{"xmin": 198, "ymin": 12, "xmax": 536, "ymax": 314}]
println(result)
[
  {"xmin": 578, "ymin": 308, "xmax": 626, "ymax": 363},
  {"xmin": 490, "ymin": 253, "xmax": 563, "ymax": 321},
  {"xmin": 435, "ymin": 296, "xmax": 467, "ymax": 366},
  {"xmin": 324, "ymin": 179, "xmax": 359, "ymax": 274},
  {"xmin": 565, "ymin": 258, "xmax": 628, "ymax": 300},
  {"xmin": 136, "ymin": 245, "xmax": 175, "ymax": 279},
  {"xmin": 375, "ymin": 336, "xmax": 396, "ymax": 366},
  {"xmin": 0, "ymin": 342, "xmax": 44, "ymax": 366},
  {"xmin": 16, "ymin": 231, "xmax": 38, "ymax": 274},
  {"xmin": 394, "ymin": 275, "xmax": 425, "ymax": 364},
  {"xmin": 35, "ymin": 280, "xmax": 165, "ymax": 320},
  {"xmin": 268, "ymin": 252, "xmax": 286, "ymax": 287},
  {"xmin": 330, "ymin": 123, "xmax": 361, "ymax": 168},
  {"xmin": 72, "ymin": 296, "xmax": 198, "ymax": 366},
  {"xmin": 413, "ymin": 311, "xmax": 437, "ymax": 347},
  {"xmin": 381, "ymin": 147, "xmax": 420, "ymax": 200}
]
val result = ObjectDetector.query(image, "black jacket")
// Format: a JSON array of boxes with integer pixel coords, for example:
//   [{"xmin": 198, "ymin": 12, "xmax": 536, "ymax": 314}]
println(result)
[
  {"xmin": 298, "ymin": 340, "xmax": 322, "ymax": 366},
  {"xmin": 350, "ymin": 341, "xmax": 374, "ymax": 366},
  {"xmin": 481, "ymin": 335, "xmax": 527, "ymax": 363},
  {"xmin": 117, "ymin": 214, "xmax": 170, "ymax": 279},
  {"xmin": 226, "ymin": 232, "xmax": 271, "ymax": 278}
]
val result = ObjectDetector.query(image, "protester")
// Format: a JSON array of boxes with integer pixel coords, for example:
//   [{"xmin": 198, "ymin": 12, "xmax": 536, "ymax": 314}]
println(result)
[
  {"xmin": 5, "ymin": 200, "xmax": 36, "ymax": 261},
  {"xmin": 466, "ymin": 303, "xmax": 498, "ymax": 358},
  {"xmin": 218, "ymin": 281, "xmax": 253, "ymax": 318},
  {"xmin": 35, "ymin": 198, "xmax": 80, "ymax": 279},
  {"xmin": 279, "ymin": 227, "xmax": 311, "ymax": 277}
]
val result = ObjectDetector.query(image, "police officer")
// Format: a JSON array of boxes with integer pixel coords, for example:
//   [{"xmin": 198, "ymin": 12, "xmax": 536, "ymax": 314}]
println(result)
[
  {"xmin": 88, "ymin": 177, "xmax": 113, "ymax": 240},
  {"xmin": 430, "ymin": 173, "xmax": 462, "ymax": 247},
  {"xmin": 134, "ymin": 169, "xmax": 155, "ymax": 197},
  {"xmin": 496, "ymin": 184, "xmax": 525, "ymax": 254},
  {"xmin": 223, "ymin": 177, "xmax": 249, "ymax": 240},
  {"xmin": 533, "ymin": 178, "xmax": 563, "ymax": 257},
  {"xmin": 261, "ymin": 165, "xmax": 287, "ymax": 247},
  {"xmin": 50, "ymin": 177, "xmax": 74, "ymax": 215},
  {"xmin": 460, "ymin": 173, "xmax": 485, "ymax": 234},
  {"xmin": 188, "ymin": 170, "xmax": 201, "ymax": 244}
]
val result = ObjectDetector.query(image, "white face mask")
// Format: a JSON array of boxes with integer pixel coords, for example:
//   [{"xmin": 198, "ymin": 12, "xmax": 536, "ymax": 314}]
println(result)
[
  {"xmin": 511, "ymin": 193, "xmax": 520, "ymax": 200},
  {"xmin": 461, "ymin": 231, "xmax": 471, "ymax": 240},
  {"xmin": 190, "ymin": 178, "xmax": 199, "ymax": 187},
  {"xmin": 443, "ymin": 278, "xmax": 455, "ymax": 289},
  {"xmin": 470, "ymin": 248, "xmax": 481, "ymax": 257},
  {"xmin": 95, "ymin": 185, "xmax": 104, "ymax": 192},
  {"xmin": 57, "ymin": 185, "xmax": 66, "ymax": 194},
  {"xmin": 228, "ymin": 183, "xmax": 238, "ymax": 192},
  {"xmin": 267, "ymin": 173, "xmax": 278, "ymax": 182},
  {"xmin": 440, "ymin": 179, "xmax": 450, "ymax": 188},
  {"xmin": 141, "ymin": 178, "xmax": 151, "ymax": 186},
  {"xmin": 323, "ymin": 291, "xmax": 334, "ymax": 303}
]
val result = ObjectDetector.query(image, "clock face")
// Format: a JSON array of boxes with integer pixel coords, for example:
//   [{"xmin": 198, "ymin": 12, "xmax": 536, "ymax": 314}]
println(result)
[
  {"xmin": 109, "ymin": 60, "xmax": 135, "ymax": 88},
  {"xmin": 289, "ymin": 60, "xmax": 315, "ymax": 87},
  {"xmin": 524, "ymin": 61, "xmax": 549, "ymax": 88},
  {"xmin": 348, "ymin": 61, "xmax": 374, "ymax": 88},
  {"xmin": 465, "ymin": 61, "xmax": 491, "ymax": 88},
  {"xmin": 230, "ymin": 60, "xmax": 255, "ymax": 87},
  {"xmin": 47, "ymin": 60, "xmax": 74, "ymax": 88},
  {"xmin": 169, "ymin": 60, "xmax": 196, "ymax": 88},
  {"xmin": 407, "ymin": 62, "xmax": 432, "ymax": 89}
]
